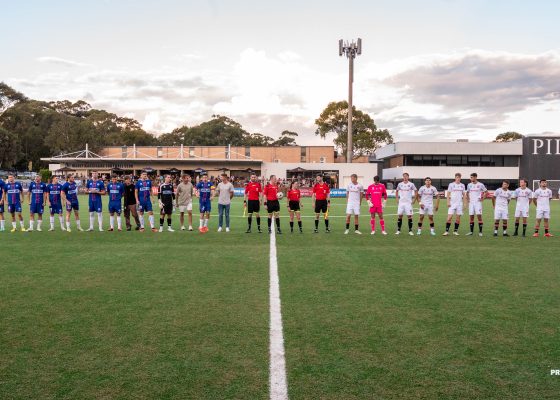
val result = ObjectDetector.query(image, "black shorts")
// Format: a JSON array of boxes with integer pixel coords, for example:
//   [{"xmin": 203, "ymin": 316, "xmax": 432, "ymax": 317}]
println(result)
[
  {"xmin": 288, "ymin": 201, "xmax": 300, "ymax": 211},
  {"xmin": 160, "ymin": 203, "xmax": 173, "ymax": 215},
  {"xmin": 247, "ymin": 200, "xmax": 260, "ymax": 214},
  {"xmin": 315, "ymin": 199, "xmax": 328, "ymax": 213},
  {"xmin": 266, "ymin": 200, "xmax": 280, "ymax": 213}
]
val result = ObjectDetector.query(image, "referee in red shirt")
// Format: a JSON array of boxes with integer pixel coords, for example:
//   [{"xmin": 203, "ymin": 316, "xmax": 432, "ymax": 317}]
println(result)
[
  {"xmin": 244, "ymin": 174, "xmax": 262, "ymax": 233},
  {"xmin": 263, "ymin": 175, "xmax": 282, "ymax": 234},
  {"xmin": 312, "ymin": 175, "xmax": 331, "ymax": 233}
]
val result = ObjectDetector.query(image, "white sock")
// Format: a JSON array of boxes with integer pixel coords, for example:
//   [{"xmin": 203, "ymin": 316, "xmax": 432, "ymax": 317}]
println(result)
[
  {"xmin": 50, "ymin": 216, "xmax": 55, "ymax": 228},
  {"xmin": 89, "ymin": 212, "xmax": 94, "ymax": 229},
  {"xmin": 37, "ymin": 220, "xmax": 42, "ymax": 230},
  {"xmin": 0, "ymin": 220, "xmax": 4, "ymax": 229},
  {"xmin": 139, "ymin": 214, "xmax": 145, "ymax": 228},
  {"xmin": 199, "ymin": 218, "xmax": 203, "ymax": 228},
  {"xmin": 76, "ymin": 220, "xmax": 81, "ymax": 229},
  {"xmin": 29, "ymin": 220, "xmax": 34, "ymax": 230},
  {"xmin": 97, "ymin": 213, "xmax": 103, "ymax": 229},
  {"xmin": 66, "ymin": 221, "xmax": 71, "ymax": 229},
  {"xmin": 117, "ymin": 215, "xmax": 122, "ymax": 230},
  {"xmin": 12, "ymin": 222, "xmax": 16, "ymax": 229},
  {"xmin": 148, "ymin": 215, "xmax": 155, "ymax": 229},
  {"xmin": 59, "ymin": 216, "xmax": 64, "ymax": 228},
  {"xmin": 110, "ymin": 215, "xmax": 115, "ymax": 229},
  {"xmin": 19, "ymin": 220, "xmax": 25, "ymax": 228},
  {"xmin": 204, "ymin": 218, "xmax": 208, "ymax": 227}
]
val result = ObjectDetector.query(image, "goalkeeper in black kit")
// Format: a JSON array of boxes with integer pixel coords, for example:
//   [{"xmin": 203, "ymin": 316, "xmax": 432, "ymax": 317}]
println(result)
[{"xmin": 158, "ymin": 175, "xmax": 175, "ymax": 232}]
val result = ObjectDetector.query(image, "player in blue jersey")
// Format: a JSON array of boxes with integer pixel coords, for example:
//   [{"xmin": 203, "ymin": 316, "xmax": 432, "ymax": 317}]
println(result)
[
  {"xmin": 107, "ymin": 175, "xmax": 124, "ymax": 231},
  {"xmin": 27, "ymin": 175, "xmax": 48, "ymax": 231},
  {"xmin": 46, "ymin": 176, "xmax": 66, "ymax": 231},
  {"xmin": 0, "ymin": 177, "xmax": 6, "ymax": 231},
  {"xmin": 3, "ymin": 174, "xmax": 25, "ymax": 232},
  {"xmin": 195, "ymin": 174, "xmax": 215, "ymax": 233},
  {"xmin": 135, "ymin": 171, "xmax": 157, "ymax": 232},
  {"xmin": 61, "ymin": 175, "xmax": 83, "ymax": 232},
  {"xmin": 86, "ymin": 171, "xmax": 106, "ymax": 231}
]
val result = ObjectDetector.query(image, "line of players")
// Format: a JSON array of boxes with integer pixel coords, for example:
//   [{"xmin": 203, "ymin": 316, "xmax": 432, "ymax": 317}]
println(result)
[
  {"xmin": 388, "ymin": 172, "xmax": 556, "ymax": 237},
  {"xmin": 1, "ymin": 170, "xmax": 557, "ymax": 237},
  {"xmin": 0, "ymin": 171, "xmax": 219, "ymax": 233}
]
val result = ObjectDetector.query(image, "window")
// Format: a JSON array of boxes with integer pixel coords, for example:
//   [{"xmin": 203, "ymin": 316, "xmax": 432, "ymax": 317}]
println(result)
[
  {"xmin": 300, "ymin": 147, "xmax": 307, "ymax": 162},
  {"xmin": 157, "ymin": 147, "xmax": 163, "ymax": 158},
  {"xmin": 189, "ymin": 147, "xmax": 195, "ymax": 158},
  {"xmin": 121, "ymin": 146, "xmax": 127, "ymax": 158},
  {"xmin": 504, "ymin": 156, "xmax": 519, "ymax": 167},
  {"xmin": 225, "ymin": 146, "xmax": 230, "ymax": 160},
  {"xmin": 245, "ymin": 146, "xmax": 251, "ymax": 158}
]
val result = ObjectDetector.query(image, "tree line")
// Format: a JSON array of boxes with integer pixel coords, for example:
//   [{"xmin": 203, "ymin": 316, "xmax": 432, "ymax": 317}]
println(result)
[{"xmin": 0, "ymin": 82, "xmax": 396, "ymax": 171}]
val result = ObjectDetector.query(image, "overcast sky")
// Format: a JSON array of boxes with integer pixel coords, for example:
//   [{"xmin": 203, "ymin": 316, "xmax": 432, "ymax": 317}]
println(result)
[{"xmin": 2, "ymin": 0, "xmax": 560, "ymax": 145}]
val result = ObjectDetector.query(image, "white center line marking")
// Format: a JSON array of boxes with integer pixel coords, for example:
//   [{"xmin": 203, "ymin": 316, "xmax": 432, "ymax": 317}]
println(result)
[{"xmin": 269, "ymin": 219, "xmax": 289, "ymax": 400}]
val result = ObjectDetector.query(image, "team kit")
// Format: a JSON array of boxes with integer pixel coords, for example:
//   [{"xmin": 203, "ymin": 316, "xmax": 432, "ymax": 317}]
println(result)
[{"xmin": 0, "ymin": 171, "xmax": 557, "ymax": 237}]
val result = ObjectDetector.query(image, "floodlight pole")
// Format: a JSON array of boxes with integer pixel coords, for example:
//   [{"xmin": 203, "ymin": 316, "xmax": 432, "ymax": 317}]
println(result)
[{"xmin": 339, "ymin": 38, "xmax": 361, "ymax": 163}]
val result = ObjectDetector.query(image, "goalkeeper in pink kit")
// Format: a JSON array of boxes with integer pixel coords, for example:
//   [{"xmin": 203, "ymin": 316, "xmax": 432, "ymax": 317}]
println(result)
[{"xmin": 365, "ymin": 176, "xmax": 388, "ymax": 235}]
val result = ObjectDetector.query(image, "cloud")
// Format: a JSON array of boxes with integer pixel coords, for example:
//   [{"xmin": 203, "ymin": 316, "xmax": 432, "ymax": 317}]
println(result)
[
  {"xmin": 36, "ymin": 56, "xmax": 91, "ymax": 68},
  {"xmin": 8, "ymin": 48, "xmax": 560, "ymax": 144}
]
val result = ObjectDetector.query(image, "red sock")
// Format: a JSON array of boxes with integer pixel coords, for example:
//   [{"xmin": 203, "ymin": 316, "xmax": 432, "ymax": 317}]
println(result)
[
  {"xmin": 370, "ymin": 217, "xmax": 376, "ymax": 231},
  {"xmin": 380, "ymin": 219, "xmax": 385, "ymax": 231}
]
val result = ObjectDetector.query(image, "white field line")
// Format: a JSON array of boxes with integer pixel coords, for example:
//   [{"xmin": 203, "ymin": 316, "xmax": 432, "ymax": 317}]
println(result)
[{"xmin": 269, "ymin": 219, "xmax": 289, "ymax": 400}]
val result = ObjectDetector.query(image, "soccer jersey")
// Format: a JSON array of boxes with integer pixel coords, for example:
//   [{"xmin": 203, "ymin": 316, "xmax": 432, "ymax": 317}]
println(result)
[
  {"xmin": 447, "ymin": 182, "xmax": 466, "ymax": 204},
  {"xmin": 158, "ymin": 183, "xmax": 175, "ymax": 205},
  {"xmin": 87, "ymin": 179, "xmax": 105, "ymax": 201},
  {"xmin": 47, "ymin": 183, "xmax": 63, "ymax": 206},
  {"xmin": 534, "ymin": 188, "xmax": 552, "ymax": 211},
  {"xmin": 135, "ymin": 179, "xmax": 152, "ymax": 203},
  {"xmin": 263, "ymin": 183, "xmax": 279, "ymax": 201},
  {"xmin": 4, "ymin": 182, "xmax": 23, "ymax": 205},
  {"xmin": 245, "ymin": 181, "xmax": 262, "ymax": 201},
  {"xmin": 62, "ymin": 181, "xmax": 79, "ymax": 203},
  {"xmin": 493, "ymin": 188, "xmax": 512, "ymax": 209},
  {"xmin": 467, "ymin": 182, "xmax": 487, "ymax": 203},
  {"xmin": 313, "ymin": 183, "xmax": 330, "ymax": 200},
  {"xmin": 346, "ymin": 183, "xmax": 363, "ymax": 204},
  {"xmin": 28, "ymin": 182, "xmax": 47, "ymax": 204},
  {"xmin": 513, "ymin": 187, "xmax": 532, "ymax": 210},
  {"xmin": 107, "ymin": 182, "xmax": 124, "ymax": 203},
  {"xmin": 418, "ymin": 185, "xmax": 438, "ymax": 206},
  {"xmin": 196, "ymin": 181, "xmax": 214, "ymax": 203},
  {"xmin": 396, "ymin": 181, "xmax": 417, "ymax": 204},
  {"xmin": 287, "ymin": 189, "xmax": 301, "ymax": 202},
  {"xmin": 365, "ymin": 183, "xmax": 387, "ymax": 207}
]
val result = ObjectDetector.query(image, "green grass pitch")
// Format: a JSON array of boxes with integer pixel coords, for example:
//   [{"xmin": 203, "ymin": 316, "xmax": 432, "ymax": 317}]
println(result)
[{"xmin": 1, "ymin": 196, "xmax": 559, "ymax": 399}]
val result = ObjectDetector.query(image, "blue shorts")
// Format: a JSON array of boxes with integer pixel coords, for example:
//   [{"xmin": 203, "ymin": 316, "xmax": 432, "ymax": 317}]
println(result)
[
  {"xmin": 89, "ymin": 199, "xmax": 103, "ymax": 213},
  {"xmin": 138, "ymin": 201, "xmax": 152, "ymax": 213},
  {"xmin": 66, "ymin": 202, "xmax": 79, "ymax": 211},
  {"xmin": 109, "ymin": 201, "xmax": 122, "ymax": 214},
  {"xmin": 50, "ymin": 205, "xmax": 63, "ymax": 214},
  {"xmin": 199, "ymin": 200, "xmax": 212, "ymax": 213},
  {"xmin": 30, "ymin": 203, "xmax": 44, "ymax": 214},
  {"xmin": 8, "ymin": 204, "xmax": 22, "ymax": 214}
]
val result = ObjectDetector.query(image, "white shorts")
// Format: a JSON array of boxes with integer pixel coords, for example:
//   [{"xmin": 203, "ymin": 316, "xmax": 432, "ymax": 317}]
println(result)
[
  {"xmin": 494, "ymin": 208, "xmax": 509, "ymax": 220},
  {"xmin": 536, "ymin": 209, "xmax": 550, "ymax": 219},
  {"xmin": 178, "ymin": 202, "xmax": 192, "ymax": 212},
  {"xmin": 418, "ymin": 204, "xmax": 434, "ymax": 215},
  {"xmin": 448, "ymin": 203, "xmax": 463, "ymax": 216},
  {"xmin": 397, "ymin": 203, "xmax": 413, "ymax": 216},
  {"xmin": 468, "ymin": 202, "xmax": 482, "ymax": 215},
  {"xmin": 346, "ymin": 203, "xmax": 361, "ymax": 215},
  {"xmin": 515, "ymin": 208, "xmax": 529, "ymax": 218}
]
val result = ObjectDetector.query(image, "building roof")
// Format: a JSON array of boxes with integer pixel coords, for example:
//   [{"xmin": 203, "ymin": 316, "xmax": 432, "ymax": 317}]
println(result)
[{"xmin": 375, "ymin": 141, "xmax": 523, "ymax": 159}]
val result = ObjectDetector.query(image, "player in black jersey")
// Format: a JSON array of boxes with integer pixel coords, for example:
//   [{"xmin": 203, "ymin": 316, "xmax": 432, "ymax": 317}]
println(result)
[{"xmin": 158, "ymin": 175, "xmax": 175, "ymax": 232}]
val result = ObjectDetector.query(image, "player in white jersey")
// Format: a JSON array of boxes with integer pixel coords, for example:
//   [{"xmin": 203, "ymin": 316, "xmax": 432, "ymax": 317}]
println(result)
[
  {"xmin": 395, "ymin": 173, "xmax": 417, "ymax": 235},
  {"xmin": 345, "ymin": 174, "xmax": 363, "ymax": 234},
  {"xmin": 492, "ymin": 180, "xmax": 512, "ymax": 236},
  {"xmin": 443, "ymin": 173, "xmax": 466, "ymax": 236},
  {"xmin": 532, "ymin": 179, "xmax": 553, "ymax": 237},
  {"xmin": 466, "ymin": 173, "xmax": 487, "ymax": 236},
  {"xmin": 416, "ymin": 177, "xmax": 439, "ymax": 236},
  {"xmin": 512, "ymin": 178, "xmax": 532, "ymax": 237}
]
